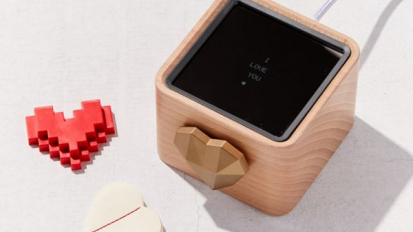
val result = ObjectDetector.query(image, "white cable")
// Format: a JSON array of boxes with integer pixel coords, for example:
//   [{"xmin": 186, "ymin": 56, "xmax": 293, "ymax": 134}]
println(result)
[{"xmin": 313, "ymin": 0, "xmax": 338, "ymax": 21}]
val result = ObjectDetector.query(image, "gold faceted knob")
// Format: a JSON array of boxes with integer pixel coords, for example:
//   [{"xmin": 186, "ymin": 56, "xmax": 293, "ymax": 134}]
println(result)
[{"xmin": 174, "ymin": 127, "xmax": 248, "ymax": 190}]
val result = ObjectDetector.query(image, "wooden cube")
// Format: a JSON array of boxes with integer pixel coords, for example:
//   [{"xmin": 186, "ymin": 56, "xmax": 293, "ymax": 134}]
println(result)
[{"xmin": 156, "ymin": 0, "xmax": 359, "ymax": 216}]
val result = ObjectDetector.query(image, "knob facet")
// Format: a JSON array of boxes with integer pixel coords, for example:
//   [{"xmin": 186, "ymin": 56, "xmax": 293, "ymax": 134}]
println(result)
[{"xmin": 174, "ymin": 127, "xmax": 248, "ymax": 190}]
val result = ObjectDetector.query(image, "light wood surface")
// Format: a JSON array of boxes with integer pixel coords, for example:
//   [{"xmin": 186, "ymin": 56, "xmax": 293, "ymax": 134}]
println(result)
[{"xmin": 155, "ymin": 0, "xmax": 359, "ymax": 216}]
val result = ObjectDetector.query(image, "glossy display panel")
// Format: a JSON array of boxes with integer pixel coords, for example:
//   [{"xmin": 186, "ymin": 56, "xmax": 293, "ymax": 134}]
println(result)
[{"xmin": 166, "ymin": 1, "xmax": 350, "ymax": 141}]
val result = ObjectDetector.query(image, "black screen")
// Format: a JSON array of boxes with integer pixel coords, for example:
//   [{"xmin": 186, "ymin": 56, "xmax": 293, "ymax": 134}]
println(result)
[{"xmin": 169, "ymin": 3, "xmax": 347, "ymax": 140}]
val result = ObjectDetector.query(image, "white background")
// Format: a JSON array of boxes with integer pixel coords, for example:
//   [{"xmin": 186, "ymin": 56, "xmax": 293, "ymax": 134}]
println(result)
[{"xmin": 0, "ymin": 0, "xmax": 412, "ymax": 231}]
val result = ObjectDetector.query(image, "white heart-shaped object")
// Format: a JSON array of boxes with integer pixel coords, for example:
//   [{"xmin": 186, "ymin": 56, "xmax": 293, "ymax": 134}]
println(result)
[{"xmin": 85, "ymin": 182, "xmax": 163, "ymax": 232}]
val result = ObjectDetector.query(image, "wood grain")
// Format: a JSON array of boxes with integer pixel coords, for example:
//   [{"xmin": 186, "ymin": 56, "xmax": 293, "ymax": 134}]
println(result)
[{"xmin": 155, "ymin": 0, "xmax": 359, "ymax": 216}]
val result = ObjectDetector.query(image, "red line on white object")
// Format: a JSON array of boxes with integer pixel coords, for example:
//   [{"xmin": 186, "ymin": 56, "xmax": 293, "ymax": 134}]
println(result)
[{"xmin": 91, "ymin": 207, "xmax": 141, "ymax": 232}]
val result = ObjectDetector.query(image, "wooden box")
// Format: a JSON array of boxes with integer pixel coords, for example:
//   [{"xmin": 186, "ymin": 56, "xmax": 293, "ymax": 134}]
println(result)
[{"xmin": 155, "ymin": 0, "xmax": 359, "ymax": 215}]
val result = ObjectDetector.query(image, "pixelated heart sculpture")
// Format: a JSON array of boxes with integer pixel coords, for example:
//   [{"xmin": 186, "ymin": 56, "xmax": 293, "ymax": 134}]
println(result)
[
  {"xmin": 26, "ymin": 100, "xmax": 115, "ymax": 170},
  {"xmin": 85, "ymin": 182, "xmax": 163, "ymax": 232},
  {"xmin": 174, "ymin": 127, "xmax": 249, "ymax": 190}
]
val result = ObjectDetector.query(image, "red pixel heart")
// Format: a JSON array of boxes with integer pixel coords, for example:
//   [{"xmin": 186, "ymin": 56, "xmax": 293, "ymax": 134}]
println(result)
[{"xmin": 26, "ymin": 100, "xmax": 115, "ymax": 170}]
